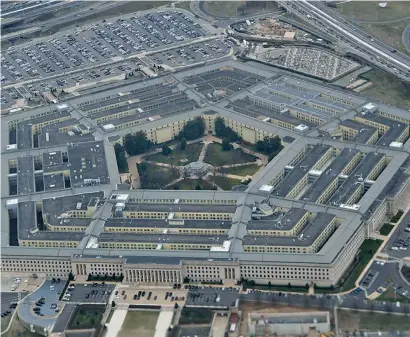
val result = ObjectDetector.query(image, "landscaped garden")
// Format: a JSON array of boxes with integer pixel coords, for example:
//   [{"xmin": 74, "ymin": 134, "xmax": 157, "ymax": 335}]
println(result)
[
  {"xmin": 68, "ymin": 307, "xmax": 104, "ymax": 330},
  {"xmin": 116, "ymin": 117, "xmax": 281, "ymax": 191}
]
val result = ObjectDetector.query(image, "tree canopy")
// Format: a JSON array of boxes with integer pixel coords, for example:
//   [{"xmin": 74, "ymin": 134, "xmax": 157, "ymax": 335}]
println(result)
[
  {"xmin": 162, "ymin": 144, "xmax": 172, "ymax": 156},
  {"xmin": 222, "ymin": 138, "xmax": 231, "ymax": 151},
  {"xmin": 255, "ymin": 136, "xmax": 283, "ymax": 161},
  {"xmin": 178, "ymin": 117, "xmax": 205, "ymax": 141},
  {"xmin": 114, "ymin": 144, "xmax": 128, "ymax": 173},
  {"xmin": 124, "ymin": 131, "xmax": 153, "ymax": 156},
  {"xmin": 214, "ymin": 117, "xmax": 239, "ymax": 142}
]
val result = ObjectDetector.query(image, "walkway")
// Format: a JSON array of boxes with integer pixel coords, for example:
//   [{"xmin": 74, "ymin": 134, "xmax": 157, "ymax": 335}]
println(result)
[{"xmin": 105, "ymin": 308, "xmax": 128, "ymax": 337}]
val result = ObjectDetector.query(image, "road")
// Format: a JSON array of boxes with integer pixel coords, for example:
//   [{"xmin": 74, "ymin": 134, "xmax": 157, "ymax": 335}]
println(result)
[
  {"xmin": 0, "ymin": 292, "xmax": 28, "ymax": 310},
  {"xmin": 278, "ymin": 1, "xmax": 410, "ymax": 81}
]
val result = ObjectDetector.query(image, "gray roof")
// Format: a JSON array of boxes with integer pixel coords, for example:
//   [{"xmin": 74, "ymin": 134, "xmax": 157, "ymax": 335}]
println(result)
[
  {"xmin": 243, "ymin": 213, "xmax": 335, "ymax": 247},
  {"xmin": 123, "ymin": 203, "xmax": 236, "ymax": 213},
  {"xmin": 340, "ymin": 119, "xmax": 378, "ymax": 144},
  {"xmin": 328, "ymin": 152, "xmax": 385, "ymax": 206},
  {"xmin": 273, "ymin": 145, "xmax": 331, "ymax": 197},
  {"xmin": 247, "ymin": 208, "xmax": 308, "ymax": 231},
  {"xmin": 98, "ymin": 233, "xmax": 229, "ymax": 245},
  {"xmin": 301, "ymin": 148, "xmax": 360, "ymax": 203},
  {"xmin": 17, "ymin": 156, "xmax": 35, "ymax": 195},
  {"xmin": 105, "ymin": 218, "xmax": 232, "ymax": 229}
]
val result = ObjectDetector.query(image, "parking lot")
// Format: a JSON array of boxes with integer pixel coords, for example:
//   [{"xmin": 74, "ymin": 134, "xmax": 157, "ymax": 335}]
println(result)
[
  {"xmin": 148, "ymin": 39, "xmax": 233, "ymax": 68},
  {"xmin": 63, "ymin": 282, "xmax": 115, "ymax": 304},
  {"xmin": 385, "ymin": 210, "xmax": 410, "ymax": 257},
  {"xmin": 114, "ymin": 286, "xmax": 188, "ymax": 306},
  {"xmin": 1, "ymin": 10, "xmax": 208, "ymax": 85}
]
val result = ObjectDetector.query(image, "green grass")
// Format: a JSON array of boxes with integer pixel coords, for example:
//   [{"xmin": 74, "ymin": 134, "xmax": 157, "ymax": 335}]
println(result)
[
  {"xmin": 209, "ymin": 176, "xmax": 242, "ymax": 191},
  {"xmin": 146, "ymin": 142, "xmax": 203, "ymax": 166},
  {"xmin": 340, "ymin": 239, "xmax": 383, "ymax": 292},
  {"xmin": 167, "ymin": 179, "xmax": 215, "ymax": 190},
  {"xmin": 315, "ymin": 239, "xmax": 383, "ymax": 294},
  {"xmin": 174, "ymin": 1, "xmax": 192, "ymax": 11},
  {"xmin": 138, "ymin": 162, "xmax": 180, "ymax": 189},
  {"xmin": 359, "ymin": 70, "xmax": 410, "ymax": 110},
  {"xmin": 336, "ymin": 1, "xmax": 410, "ymax": 22},
  {"xmin": 204, "ymin": 143, "xmax": 257, "ymax": 166},
  {"xmin": 337, "ymin": 309, "xmax": 410, "ymax": 331},
  {"xmin": 118, "ymin": 311, "xmax": 159, "ymax": 337},
  {"xmin": 379, "ymin": 223, "xmax": 395, "ymax": 236},
  {"xmin": 2, "ymin": 317, "xmax": 43, "ymax": 337},
  {"xmin": 219, "ymin": 164, "xmax": 261, "ymax": 176},
  {"xmin": 68, "ymin": 308, "xmax": 103, "ymax": 330},
  {"xmin": 1, "ymin": 315, "xmax": 12, "ymax": 333},
  {"xmin": 203, "ymin": 1, "xmax": 278, "ymax": 18},
  {"xmin": 377, "ymin": 287, "xmax": 410, "ymax": 304},
  {"xmin": 179, "ymin": 308, "xmax": 213, "ymax": 325},
  {"xmin": 390, "ymin": 210, "xmax": 404, "ymax": 223}
]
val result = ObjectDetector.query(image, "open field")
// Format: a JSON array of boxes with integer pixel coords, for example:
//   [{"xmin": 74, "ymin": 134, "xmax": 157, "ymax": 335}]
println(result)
[
  {"xmin": 337, "ymin": 1, "xmax": 410, "ymax": 22},
  {"xmin": 378, "ymin": 287, "xmax": 410, "ymax": 304},
  {"xmin": 2, "ymin": 317, "xmax": 43, "ymax": 337},
  {"xmin": 336, "ymin": 1, "xmax": 410, "ymax": 53},
  {"xmin": 359, "ymin": 70, "xmax": 410, "ymax": 110},
  {"xmin": 167, "ymin": 178, "xmax": 215, "ymax": 190},
  {"xmin": 204, "ymin": 144, "xmax": 257, "ymax": 166},
  {"xmin": 146, "ymin": 142, "xmax": 203, "ymax": 166},
  {"xmin": 203, "ymin": 1, "xmax": 278, "ymax": 18},
  {"xmin": 0, "ymin": 315, "xmax": 11, "ymax": 332},
  {"xmin": 209, "ymin": 176, "xmax": 242, "ymax": 190},
  {"xmin": 337, "ymin": 309, "xmax": 410, "ymax": 331},
  {"xmin": 219, "ymin": 164, "xmax": 261, "ymax": 177},
  {"xmin": 117, "ymin": 311, "xmax": 159, "ymax": 337}
]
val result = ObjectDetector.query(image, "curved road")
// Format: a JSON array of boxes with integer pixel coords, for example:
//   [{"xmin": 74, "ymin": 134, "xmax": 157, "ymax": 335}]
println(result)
[{"xmin": 403, "ymin": 24, "xmax": 410, "ymax": 53}]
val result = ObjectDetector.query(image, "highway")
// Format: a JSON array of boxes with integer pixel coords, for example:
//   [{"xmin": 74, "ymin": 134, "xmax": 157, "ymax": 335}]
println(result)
[{"xmin": 279, "ymin": 1, "xmax": 410, "ymax": 81}]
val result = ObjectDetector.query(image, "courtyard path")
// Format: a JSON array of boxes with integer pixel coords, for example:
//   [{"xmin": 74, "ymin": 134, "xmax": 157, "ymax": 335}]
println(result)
[{"xmin": 105, "ymin": 308, "xmax": 128, "ymax": 337}]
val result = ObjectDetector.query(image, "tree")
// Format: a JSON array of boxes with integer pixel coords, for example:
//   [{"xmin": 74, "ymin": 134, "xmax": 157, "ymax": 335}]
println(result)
[
  {"xmin": 114, "ymin": 144, "xmax": 128, "ymax": 173},
  {"xmin": 180, "ymin": 137, "xmax": 187, "ymax": 150},
  {"xmin": 162, "ymin": 144, "xmax": 172, "ymax": 156},
  {"xmin": 222, "ymin": 138, "xmax": 231, "ymax": 151},
  {"xmin": 68, "ymin": 272, "xmax": 74, "ymax": 281},
  {"xmin": 305, "ymin": 283, "xmax": 309, "ymax": 289},
  {"xmin": 250, "ymin": 280, "xmax": 256, "ymax": 287},
  {"xmin": 111, "ymin": 301, "xmax": 116, "ymax": 307},
  {"xmin": 90, "ymin": 318, "xmax": 95, "ymax": 325},
  {"xmin": 174, "ymin": 303, "xmax": 179, "ymax": 310},
  {"xmin": 268, "ymin": 281, "xmax": 272, "ymax": 288},
  {"xmin": 195, "ymin": 183, "xmax": 202, "ymax": 190},
  {"xmin": 124, "ymin": 131, "xmax": 153, "ymax": 156},
  {"xmin": 214, "ymin": 117, "xmax": 239, "ymax": 142},
  {"xmin": 287, "ymin": 282, "xmax": 291, "ymax": 289},
  {"xmin": 183, "ymin": 276, "xmax": 190, "ymax": 284},
  {"xmin": 178, "ymin": 117, "xmax": 205, "ymax": 140},
  {"xmin": 256, "ymin": 136, "xmax": 283, "ymax": 160},
  {"xmin": 88, "ymin": 273, "xmax": 92, "ymax": 281}
]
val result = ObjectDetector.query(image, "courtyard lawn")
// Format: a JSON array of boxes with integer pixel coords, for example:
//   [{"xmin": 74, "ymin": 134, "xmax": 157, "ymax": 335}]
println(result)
[
  {"xmin": 179, "ymin": 308, "xmax": 213, "ymax": 325},
  {"xmin": 117, "ymin": 311, "xmax": 159, "ymax": 337},
  {"xmin": 167, "ymin": 179, "xmax": 215, "ymax": 190},
  {"xmin": 204, "ymin": 143, "xmax": 257, "ymax": 166},
  {"xmin": 68, "ymin": 308, "xmax": 103, "ymax": 330},
  {"xmin": 146, "ymin": 142, "xmax": 203, "ymax": 166},
  {"xmin": 379, "ymin": 223, "xmax": 395, "ymax": 236},
  {"xmin": 138, "ymin": 162, "xmax": 180, "ymax": 189},
  {"xmin": 219, "ymin": 164, "xmax": 261, "ymax": 176},
  {"xmin": 210, "ymin": 176, "xmax": 242, "ymax": 191}
]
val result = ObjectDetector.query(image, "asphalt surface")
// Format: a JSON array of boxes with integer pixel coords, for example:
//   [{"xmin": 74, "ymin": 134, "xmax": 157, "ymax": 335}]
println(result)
[
  {"xmin": 1, "ymin": 292, "xmax": 28, "ymax": 312},
  {"xmin": 383, "ymin": 210, "xmax": 410, "ymax": 259},
  {"xmin": 66, "ymin": 283, "xmax": 115, "ymax": 304}
]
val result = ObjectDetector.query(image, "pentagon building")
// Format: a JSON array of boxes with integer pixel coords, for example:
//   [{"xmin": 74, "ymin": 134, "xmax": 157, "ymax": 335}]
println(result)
[{"xmin": 2, "ymin": 61, "xmax": 410, "ymax": 287}]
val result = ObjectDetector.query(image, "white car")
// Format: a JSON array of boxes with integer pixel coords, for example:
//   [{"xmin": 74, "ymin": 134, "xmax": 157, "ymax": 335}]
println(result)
[
  {"xmin": 392, "ymin": 246, "xmax": 399, "ymax": 250},
  {"xmin": 400, "ymin": 246, "xmax": 408, "ymax": 250}
]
